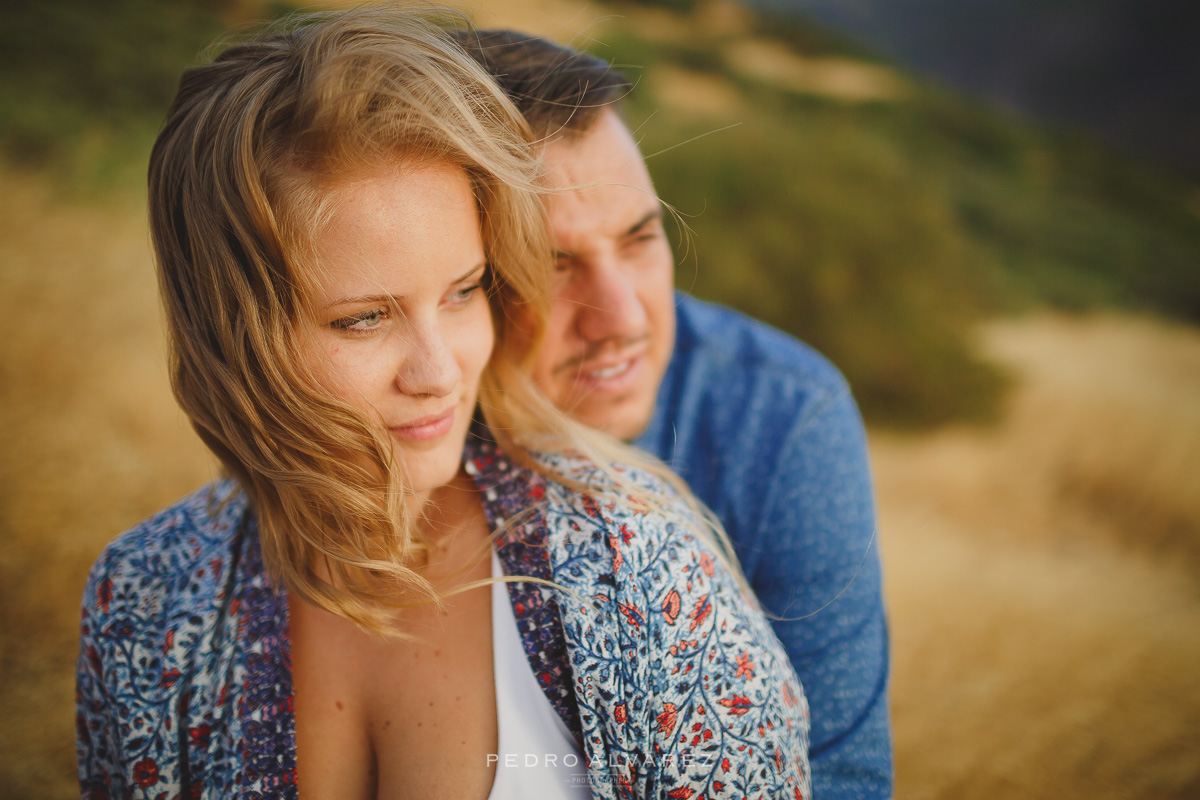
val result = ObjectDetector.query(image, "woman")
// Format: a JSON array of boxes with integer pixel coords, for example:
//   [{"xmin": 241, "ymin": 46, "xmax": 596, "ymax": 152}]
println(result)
[{"xmin": 76, "ymin": 7, "xmax": 811, "ymax": 800}]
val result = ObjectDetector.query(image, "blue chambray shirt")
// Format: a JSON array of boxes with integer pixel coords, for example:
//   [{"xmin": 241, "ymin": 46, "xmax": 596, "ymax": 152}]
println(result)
[{"xmin": 637, "ymin": 293, "xmax": 893, "ymax": 799}]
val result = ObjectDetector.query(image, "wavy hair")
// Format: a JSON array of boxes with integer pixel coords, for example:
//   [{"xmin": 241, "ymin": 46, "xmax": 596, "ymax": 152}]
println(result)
[{"xmin": 150, "ymin": 5, "xmax": 740, "ymax": 634}]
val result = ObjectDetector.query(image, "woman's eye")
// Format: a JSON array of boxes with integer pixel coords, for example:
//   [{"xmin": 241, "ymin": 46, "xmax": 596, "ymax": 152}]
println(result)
[
  {"xmin": 330, "ymin": 308, "xmax": 388, "ymax": 332},
  {"xmin": 448, "ymin": 282, "xmax": 483, "ymax": 304}
]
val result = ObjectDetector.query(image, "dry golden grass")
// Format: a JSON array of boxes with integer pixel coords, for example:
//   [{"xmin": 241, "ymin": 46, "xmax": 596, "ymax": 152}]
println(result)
[
  {"xmin": 652, "ymin": 65, "xmax": 746, "ymax": 118},
  {"xmin": 0, "ymin": 169, "xmax": 216, "ymax": 797},
  {"xmin": 874, "ymin": 313, "xmax": 1200, "ymax": 798},
  {"xmin": 2, "ymin": 171, "xmax": 1198, "ymax": 798},
  {"xmin": 722, "ymin": 38, "xmax": 910, "ymax": 101}
]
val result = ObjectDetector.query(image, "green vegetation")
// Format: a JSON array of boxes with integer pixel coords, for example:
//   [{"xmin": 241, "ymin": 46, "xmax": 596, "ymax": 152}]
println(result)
[
  {"xmin": 596, "ymin": 14, "xmax": 1200, "ymax": 426},
  {"xmin": 0, "ymin": 1, "xmax": 245, "ymax": 187},
  {"xmin": 4, "ymin": 0, "xmax": 1197, "ymax": 427}
]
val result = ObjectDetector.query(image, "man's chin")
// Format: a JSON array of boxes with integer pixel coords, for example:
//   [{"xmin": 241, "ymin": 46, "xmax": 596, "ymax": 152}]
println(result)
[{"xmin": 570, "ymin": 396, "xmax": 655, "ymax": 443}]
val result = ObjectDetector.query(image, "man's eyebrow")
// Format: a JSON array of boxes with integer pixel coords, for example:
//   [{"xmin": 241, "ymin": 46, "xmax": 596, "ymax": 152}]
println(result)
[
  {"xmin": 625, "ymin": 208, "xmax": 663, "ymax": 237},
  {"xmin": 553, "ymin": 209, "xmax": 664, "ymax": 261},
  {"xmin": 552, "ymin": 209, "xmax": 663, "ymax": 262},
  {"xmin": 321, "ymin": 262, "xmax": 486, "ymax": 309}
]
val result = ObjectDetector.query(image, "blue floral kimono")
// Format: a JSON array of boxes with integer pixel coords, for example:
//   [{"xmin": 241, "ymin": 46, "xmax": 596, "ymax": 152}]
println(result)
[{"xmin": 77, "ymin": 434, "xmax": 811, "ymax": 799}]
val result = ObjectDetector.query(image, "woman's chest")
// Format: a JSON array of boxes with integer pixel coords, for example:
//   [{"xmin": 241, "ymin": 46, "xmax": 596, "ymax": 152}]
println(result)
[
  {"xmin": 368, "ymin": 594, "xmax": 499, "ymax": 800},
  {"xmin": 290, "ymin": 579, "xmax": 498, "ymax": 800}
]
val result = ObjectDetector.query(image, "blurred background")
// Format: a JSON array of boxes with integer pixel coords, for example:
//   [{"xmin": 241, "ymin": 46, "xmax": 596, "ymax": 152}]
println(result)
[{"xmin": 2, "ymin": 0, "xmax": 1198, "ymax": 797}]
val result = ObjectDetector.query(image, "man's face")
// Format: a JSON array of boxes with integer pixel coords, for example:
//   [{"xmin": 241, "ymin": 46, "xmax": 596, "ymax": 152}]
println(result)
[{"xmin": 531, "ymin": 108, "xmax": 676, "ymax": 441}]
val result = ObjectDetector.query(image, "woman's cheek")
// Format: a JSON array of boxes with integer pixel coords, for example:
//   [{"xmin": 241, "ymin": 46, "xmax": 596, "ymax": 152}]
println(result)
[{"xmin": 460, "ymin": 303, "xmax": 495, "ymax": 387}]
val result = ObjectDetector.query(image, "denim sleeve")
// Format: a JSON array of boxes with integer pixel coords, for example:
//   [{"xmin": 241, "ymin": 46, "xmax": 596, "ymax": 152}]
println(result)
[{"xmin": 752, "ymin": 383, "xmax": 893, "ymax": 800}]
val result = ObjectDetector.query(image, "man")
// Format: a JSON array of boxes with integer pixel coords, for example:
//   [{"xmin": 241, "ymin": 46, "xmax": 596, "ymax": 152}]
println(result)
[{"xmin": 461, "ymin": 30, "xmax": 893, "ymax": 798}]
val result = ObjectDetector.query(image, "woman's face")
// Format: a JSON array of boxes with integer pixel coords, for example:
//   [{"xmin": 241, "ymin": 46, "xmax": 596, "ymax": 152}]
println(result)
[{"xmin": 300, "ymin": 160, "xmax": 494, "ymax": 501}]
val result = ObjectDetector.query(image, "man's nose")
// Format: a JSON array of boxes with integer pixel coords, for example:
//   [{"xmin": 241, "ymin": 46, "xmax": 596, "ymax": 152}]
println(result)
[
  {"xmin": 572, "ymin": 257, "xmax": 648, "ymax": 344},
  {"xmin": 394, "ymin": 321, "xmax": 460, "ymax": 398}
]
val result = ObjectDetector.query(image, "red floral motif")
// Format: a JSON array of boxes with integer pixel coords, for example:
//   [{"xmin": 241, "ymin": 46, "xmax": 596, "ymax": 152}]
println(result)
[
  {"xmin": 609, "ymin": 535, "xmax": 624, "ymax": 574},
  {"xmin": 734, "ymin": 652, "xmax": 755, "ymax": 679},
  {"xmin": 614, "ymin": 702, "xmax": 627, "ymax": 723},
  {"xmin": 718, "ymin": 695, "xmax": 753, "ymax": 716},
  {"xmin": 97, "ymin": 577, "xmax": 112, "ymax": 614},
  {"xmin": 667, "ymin": 788, "xmax": 695, "ymax": 798},
  {"xmin": 618, "ymin": 771, "xmax": 632, "ymax": 793},
  {"xmin": 86, "ymin": 645, "xmax": 102, "ymax": 680},
  {"xmin": 699, "ymin": 551, "xmax": 715, "ymax": 578},
  {"xmin": 662, "ymin": 589, "xmax": 681, "ymax": 625},
  {"xmin": 657, "ymin": 702, "xmax": 679, "ymax": 734},
  {"xmin": 582, "ymin": 493, "xmax": 602, "ymax": 519},
  {"xmin": 189, "ymin": 724, "xmax": 212, "ymax": 748},
  {"xmin": 688, "ymin": 594, "xmax": 712, "ymax": 632},
  {"xmin": 132, "ymin": 757, "xmax": 159, "ymax": 788},
  {"xmin": 618, "ymin": 601, "xmax": 645, "ymax": 628}
]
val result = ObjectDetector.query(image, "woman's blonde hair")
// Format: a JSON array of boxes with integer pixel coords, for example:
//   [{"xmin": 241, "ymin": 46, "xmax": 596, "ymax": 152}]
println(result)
[{"xmin": 150, "ymin": 4, "xmax": 739, "ymax": 634}]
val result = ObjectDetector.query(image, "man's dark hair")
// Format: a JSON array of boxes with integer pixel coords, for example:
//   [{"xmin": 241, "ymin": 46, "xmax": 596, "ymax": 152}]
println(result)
[{"xmin": 454, "ymin": 28, "xmax": 631, "ymax": 138}]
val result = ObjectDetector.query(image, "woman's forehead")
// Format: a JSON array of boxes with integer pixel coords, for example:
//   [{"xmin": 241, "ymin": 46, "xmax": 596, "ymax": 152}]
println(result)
[{"xmin": 302, "ymin": 161, "xmax": 485, "ymax": 302}]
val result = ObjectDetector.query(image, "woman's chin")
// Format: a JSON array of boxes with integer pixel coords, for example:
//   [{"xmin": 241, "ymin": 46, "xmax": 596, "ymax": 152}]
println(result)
[{"xmin": 390, "ymin": 444, "xmax": 470, "ymax": 502}]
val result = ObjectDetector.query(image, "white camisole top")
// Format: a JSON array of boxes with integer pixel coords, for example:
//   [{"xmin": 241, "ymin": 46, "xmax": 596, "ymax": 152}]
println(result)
[{"xmin": 487, "ymin": 550, "xmax": 593, "ymax": 800}]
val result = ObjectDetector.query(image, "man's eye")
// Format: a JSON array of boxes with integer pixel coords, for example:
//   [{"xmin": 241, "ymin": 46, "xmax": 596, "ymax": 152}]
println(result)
[{"xmin": 330, "ymin": 308, "xmax": 387, "ymax": 332}]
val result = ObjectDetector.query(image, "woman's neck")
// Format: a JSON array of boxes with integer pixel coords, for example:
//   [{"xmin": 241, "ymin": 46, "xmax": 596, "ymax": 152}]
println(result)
[{"xmin": 409, "ymin": 469, "xmax": 491, "ymax": 589}]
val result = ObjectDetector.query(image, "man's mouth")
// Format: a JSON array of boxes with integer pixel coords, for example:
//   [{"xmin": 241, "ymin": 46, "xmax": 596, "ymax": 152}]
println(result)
[
  {"xmin": 561, "ymin": 353, "xmax": 643, "ymax": 396},
  {"xmin": 583, "ymin": 359, "xmax": 635, "ymax": 380}
]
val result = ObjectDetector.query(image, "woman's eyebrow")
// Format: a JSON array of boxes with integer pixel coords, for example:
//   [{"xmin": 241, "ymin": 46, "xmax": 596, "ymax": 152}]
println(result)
[
  {"xmin": 321, "ymin": 262, "xmax": 487, "ymax": 309},
  {"xmin": 454, "ymin": 262, "xmax": 488, "ymax": 283}
]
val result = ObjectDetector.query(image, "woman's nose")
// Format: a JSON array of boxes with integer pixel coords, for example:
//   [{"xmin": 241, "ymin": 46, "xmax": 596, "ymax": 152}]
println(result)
[{"xmin": 393, "ymin": 322, "xmax": 460, "ymax": 398}]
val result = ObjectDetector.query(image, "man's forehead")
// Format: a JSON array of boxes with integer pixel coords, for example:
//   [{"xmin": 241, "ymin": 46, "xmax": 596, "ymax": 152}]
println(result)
[
  {"xmin": 541, "ymin": 109, "xmax": 661, "ymax": 242},
  {"xmin": 541, "ymin": 109, "xmax": 648, "ymax": 177}
]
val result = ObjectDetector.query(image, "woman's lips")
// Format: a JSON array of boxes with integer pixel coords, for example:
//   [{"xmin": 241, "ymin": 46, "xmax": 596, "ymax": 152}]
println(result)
[{"xmin": 388, "ymin": 408, "xmax": 455, "ymax": 442}]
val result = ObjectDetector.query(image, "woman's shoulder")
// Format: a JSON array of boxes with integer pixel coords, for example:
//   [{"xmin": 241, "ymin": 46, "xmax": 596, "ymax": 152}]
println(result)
[
  {"xmin": 82, "ymin": 480, "xmax": 251, "ymax": 619},
  {"xmin": 468, "ymin": 434, "xmax": 699, "ymax": 560},
  {"xmin": 496, "ymin": 445, "xmax": 813, "ymax": 797}
]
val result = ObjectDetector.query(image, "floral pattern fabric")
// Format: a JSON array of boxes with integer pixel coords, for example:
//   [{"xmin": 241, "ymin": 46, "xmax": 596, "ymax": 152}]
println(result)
[{"xmin": 77, "ymin": 434, "xmax": 810, "ymax": 799}]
